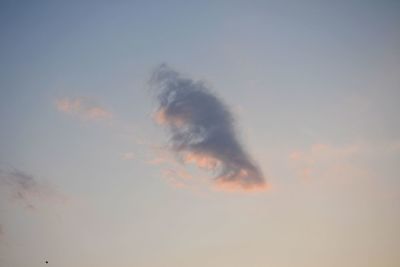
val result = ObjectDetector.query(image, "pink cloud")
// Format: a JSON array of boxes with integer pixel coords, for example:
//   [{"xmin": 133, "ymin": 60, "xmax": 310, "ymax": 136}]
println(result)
[
  {"xmin": 56, "ymin": 97, "xmax": 112, "ymax": 121},
  {"xmin": 154, "ymin": 107, "xmax": 185, "ymax": 127},
  {"xmin": 213, "ymin": 172, "xmax": 271, "ymax": 193},
  {"xmin": 181, "ymin": 152, "xmax": 220, "ymax": 171},
  {"xmin": 162, "ymin": 168, "xmax": 193, "ymax": 189}
]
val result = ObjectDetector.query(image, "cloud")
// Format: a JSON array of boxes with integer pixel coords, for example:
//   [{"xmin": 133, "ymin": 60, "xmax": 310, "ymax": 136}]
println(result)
[
  {"xmin": 0, "ymin": 168, "xmax": 64, "ymax": 209},
  {"xmin": 162, "ymin": 168, "xmax": 193, "ymax": 189},
  {"xmin": 150, "ymin": 64, "xmax": 268, "ymax": 192},
  {"xmin": 289, "ymin": 143, "xmax": 366, "ymax": 183},
  {"xmin": 56, "ymin": 97, "xmax": 112, "ymax": 120},
  {"xmin": 121, "ymin": 152, "xmax": 135, "ymax": 161}
]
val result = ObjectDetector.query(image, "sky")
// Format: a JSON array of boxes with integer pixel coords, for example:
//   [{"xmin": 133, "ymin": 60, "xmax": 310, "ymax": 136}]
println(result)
[{"xmin": 0, "ymin": 1, "xmax": 399, "ymax": 266}]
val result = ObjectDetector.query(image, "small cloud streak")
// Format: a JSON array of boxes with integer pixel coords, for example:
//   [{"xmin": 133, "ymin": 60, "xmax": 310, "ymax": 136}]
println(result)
[
  {"xmin": 121, "ymin": 152, "xmax": 135, "ymax": 161},
  {"xmin": 56, "ymin": 97, "xmax": 112, "ymax": 121},
  {"xmin": 162, "ymin": 168, "xmax": 193, "ymax": 189},
  {"xmin": 289, "ymin": 143, "xmax": 365, "ymax": 183},
  {"xmin": 150, "ymin": 64, "xmax": 268, "ymax": 192},
  {"xmin": 0, "ymin": 168, "xmax": 64, "ymax": 209}
]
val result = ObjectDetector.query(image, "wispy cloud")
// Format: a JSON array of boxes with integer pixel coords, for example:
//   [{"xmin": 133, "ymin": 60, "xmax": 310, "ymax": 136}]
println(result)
[
  {"xmin": 150, "ymin": 64, "xmax": 269, "ymax": 192},
  {"xmin": 289, "ymin": 143, "xmax": 366, "ymax": 183},
  {"xmin": 0, "ymin": 168, "xmax": 65, "ymax": 209},
  {"xmin": 121, "ymin": 152, "xmax": 135, "ymax": 161},
  {"xmin": 144, "ymin": 145, "xmax": 177, "ymax": 166},
  {"xmin": 162, "ymin": 168, "xmax": 193, "ymax": 189},
  {"xmin": 56, "ymin": 97, "xmax": 112, "ymax": 121}
]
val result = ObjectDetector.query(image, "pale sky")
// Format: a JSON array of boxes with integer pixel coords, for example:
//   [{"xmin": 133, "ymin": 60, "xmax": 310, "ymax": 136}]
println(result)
[{"xmin": 0, "ymin": 1, "xmax": 400, "ymax": 267}]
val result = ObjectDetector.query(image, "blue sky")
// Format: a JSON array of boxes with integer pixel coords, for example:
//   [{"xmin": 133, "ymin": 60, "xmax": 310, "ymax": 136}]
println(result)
[{"xmin": 0, "ymin": 1, "xmax": 399, "ymax": 267}]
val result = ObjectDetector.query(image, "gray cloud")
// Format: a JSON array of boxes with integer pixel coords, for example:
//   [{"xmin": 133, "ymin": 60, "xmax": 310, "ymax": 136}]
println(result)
[
  {"xmin": 0, "ymin": 168, "xmax": 61, "ymax": 209},
  {"xmin": 150, "ymin": 64, "xmax": 268, "ymax": 192}
]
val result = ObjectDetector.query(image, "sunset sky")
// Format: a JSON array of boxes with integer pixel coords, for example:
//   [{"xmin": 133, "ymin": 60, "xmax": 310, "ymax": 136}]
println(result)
[{"xmin": 0, "ymin": 1, "xmax": 400, "ymax": 267}]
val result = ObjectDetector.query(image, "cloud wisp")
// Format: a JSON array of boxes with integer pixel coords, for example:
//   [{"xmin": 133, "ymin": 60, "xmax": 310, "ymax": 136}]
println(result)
[
  {"xmin": 289, "ymin": 143, "xmax": 366, "ymax": 184},
  {"xmin": 56, "ymin": 97, "xmax": 112, "ymax": 121},
  {"xmin": 150, "ymin": 64, "xmax": 268, "ymax": 192},
  {"xmin": 0, "ymin": 168, "xmax": 64, "ymax": 209}
]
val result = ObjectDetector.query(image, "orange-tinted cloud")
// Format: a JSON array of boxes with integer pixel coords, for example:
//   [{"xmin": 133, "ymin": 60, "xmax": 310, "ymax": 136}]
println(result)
[
  {"xmin": 162, "ymin": 168, "xmax": 193, "ymax": 189},
  {"xmin": 182, "ymin": 152, "xmax": 220, "ymax": 171},
  {"xmin": 56, "ymin": 97, "xmax": 112, "ymax": 121},
  {"xmin": 213, "ymin": 168, "xmax": 271, "ymax": 193},
  {"xmin": 154, "ymin": 107, "xmax": 185, "ymax": 127}
]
